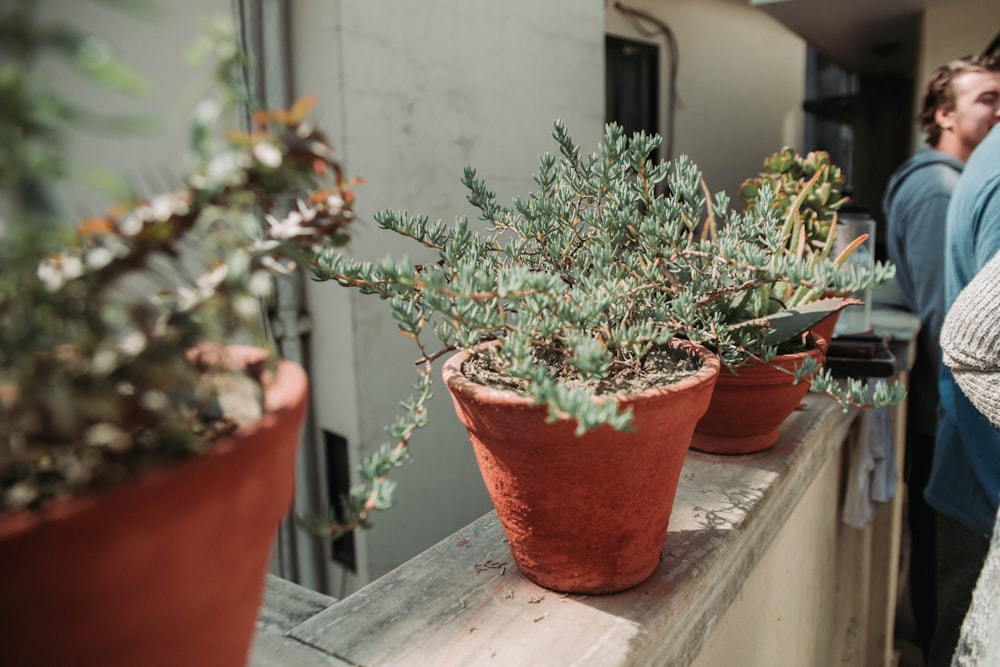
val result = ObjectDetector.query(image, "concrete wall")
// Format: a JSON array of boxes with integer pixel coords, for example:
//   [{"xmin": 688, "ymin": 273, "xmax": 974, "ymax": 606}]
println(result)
[
  {"xmin": 37, "ymin": 0, "xmax": 230, "ymax": 217},
  {"xmin": 293, "ymin": 1, "xmax": 606, "ymax": 591},
  {"xmin": 920, "ymin": 0, "xmax": 999, "ymax": 87},
  {"xmin": 297, "ymin": 0, "xmax": 807, "ymax": 593},
  {"xmin": 606, "ymin": 0, "xmax": 807, "ymax": 203}
]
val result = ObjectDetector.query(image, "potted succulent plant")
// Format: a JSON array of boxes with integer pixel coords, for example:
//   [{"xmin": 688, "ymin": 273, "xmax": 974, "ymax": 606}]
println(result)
[
  {"xmin": 0, "ymin": 14, "xmax": 353, "ymax": 667},
  {"xmin": 737, "ymin": 146, "xmax": 873, "ymax": 340},
  {"xmin": 738, "ymin": 146, "xmax": 850, "ymax": 257},
  {"xmin": 690, "ymin": 148, "xmax": 900, "ymax": 454},
  {"xmin": 309, "ymin": 121, "xmax": 902, "ymax": 593}
]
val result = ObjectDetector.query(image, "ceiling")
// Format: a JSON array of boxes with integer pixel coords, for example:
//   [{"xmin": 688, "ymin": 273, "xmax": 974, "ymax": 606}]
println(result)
[{"xmin": 750, "ymin": 0, "xmax": 972, "ymax": 76}]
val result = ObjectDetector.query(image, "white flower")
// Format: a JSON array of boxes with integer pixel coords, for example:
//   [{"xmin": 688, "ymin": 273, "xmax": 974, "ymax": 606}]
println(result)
[
  {"xmin": 266, "ymin": 210, "xmax": 310, "ymax": 239},
  {"xmin": 118, "ymin": 212, "xmax": 144, "ymax": 237},
  {"xmin": 118, "ymin": 329, "xmax": 146, "ymax": 357},
  {"xmin": 295, "ymin": 198, "xmax": 319, "ymax": 222},
  {"xmin": 259, "ymin": 255, "xmax": 296, "ymax": 277},
  {"xmin": 197, "ymin": 263, "xmax": 229, "ymax": 294},
  {"xmin": 86, "ymin": 423, "xmax": 132, "ymax": 452},
  {"xmin": 86, "ymin": 247, "xmax": 114, "ymax": 270},
  {"xmin": 139, "ymin": 390, "xmax": 169, "ymax": 412},
  {"xmin": 249, "ymin": 270, "xmax": 275, "ymax": 297},
  {"xmin": 198, "ymin": 151, "xmax": 251, "ymax": 188},
  {"xmin": 234, "ymin": 294, "xmax": 260, "ymax": 319},
  {"xmin": 252, "ymin": 141, "xmax": 283, "ymax": 168},
  {"xmin": 176, "ymin": 285, "xmax": 198, "ymax": 311},
  {"xmin": 147, "ymin": 193, "xmax": 189, "ymax": 221},
  {"xmin": 37, "ymin": 253, "xmax": 83, "ymax": 291},
  {"xmin": 59, "ymin": 254, "xmax": 83, "ymax": 280},
  {"xmin": 322, "ymin": 193, "xmax": 345, "ymax": 210},
  {"xmin": 37, "ymin": 260, "xmax": 66, "ymax": 291}
]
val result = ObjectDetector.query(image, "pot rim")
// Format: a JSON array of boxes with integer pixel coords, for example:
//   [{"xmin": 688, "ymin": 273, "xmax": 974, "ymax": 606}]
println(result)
[
  {"xmin": 0, "ymin": 346, "xmax": 307, "ymax": 534},
  {"xmin": 442, "ymin": 338, "xmax": 721, "ymax": 410},
  {"xmin": 724, "ymin": 333, "xmax": 827, "ymax": 373}
]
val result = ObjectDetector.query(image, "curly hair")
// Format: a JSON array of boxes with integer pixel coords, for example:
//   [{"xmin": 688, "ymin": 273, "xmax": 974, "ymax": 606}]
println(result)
[{"xmin": 920, "ymin": 54, "xmax": 1000, "ymax": 147}]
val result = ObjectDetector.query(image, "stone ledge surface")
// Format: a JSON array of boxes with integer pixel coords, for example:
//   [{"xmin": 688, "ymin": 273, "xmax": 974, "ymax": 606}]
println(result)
[{"xmin": 278, "ymin": 397, "xmax": 856, "ymax": 666}]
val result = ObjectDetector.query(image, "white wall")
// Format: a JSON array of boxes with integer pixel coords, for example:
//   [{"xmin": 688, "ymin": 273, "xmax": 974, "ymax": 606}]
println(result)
[
  {"xmin": 606, "ymin": 0, "xmax": 806, "ymax": 204},
  {"xmin": 920, "ymin": 0, "xmax": 999, "ymax": 86},
  {"xmin": 38, "ymin": 1, "xmax": 230, "ymax": 217},
  {"xmin": 915, "ymin": 0, "xmax": 1000, "ymax": 148},
  {"xmin": 294, "ymin": 1, "xmax": 606, "ymax": 590}
]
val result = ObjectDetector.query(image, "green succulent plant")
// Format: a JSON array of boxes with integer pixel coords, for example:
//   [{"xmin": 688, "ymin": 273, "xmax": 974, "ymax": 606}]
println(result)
[
  {"xmin": 307, "ymin": 122, "xmax": 905, "ymax": 536},
  {"xmin": 739, "ymin": 146, "xmax": 849, "ymax": 252},
  {"xmin": 709, "ymin": 147, "xmax": 896, "ymax": 332}
]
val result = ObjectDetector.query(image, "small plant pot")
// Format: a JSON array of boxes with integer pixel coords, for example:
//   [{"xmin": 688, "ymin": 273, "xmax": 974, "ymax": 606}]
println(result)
[
  {"xmin": 810, "ymin": 309, "xmax": 841, "ymax": 344},
  {"xmin": 443, "ymin": 339, "xmax": 720, "ymax": 594},
  {"xmin": 690, "ymin": 338, "xmax": 826, "ymax": 455},
  {"xmin": 0, "ymin": 346, "xmax": 309, "ymax": 667}
]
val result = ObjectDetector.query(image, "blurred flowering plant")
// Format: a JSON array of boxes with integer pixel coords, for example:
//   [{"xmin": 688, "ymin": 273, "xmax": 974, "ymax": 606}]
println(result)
[{"xmin": 0, "ymin": 10, "xmax": 355, "ymax": 510}]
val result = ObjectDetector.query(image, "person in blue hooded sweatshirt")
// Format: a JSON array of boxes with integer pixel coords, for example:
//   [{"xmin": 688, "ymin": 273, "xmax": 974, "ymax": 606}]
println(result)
[
  {"xmin": 930, "ymin": 88, "xmax": 1000, "ymax": 666},
  {"xmin": 882, "ymin": 54, "xmax": 1000, "ymax": 661}
]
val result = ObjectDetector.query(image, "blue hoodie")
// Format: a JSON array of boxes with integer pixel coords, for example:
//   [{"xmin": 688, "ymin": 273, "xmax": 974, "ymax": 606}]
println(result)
[
  {"xmin": 882, "ymin": 148, "xmax": 965, "ymax": 437},
  {"xmin": 928, "ymin": 125, "xmax": 1000, "ymax": 537}
]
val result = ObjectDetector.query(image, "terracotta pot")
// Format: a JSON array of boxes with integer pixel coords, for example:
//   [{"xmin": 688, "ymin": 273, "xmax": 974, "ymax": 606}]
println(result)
[
  {"xmin": 0, "ymin": 345, "xmax": 308, "ymax": 667},
  {"xmin": 443, "ymin": 340, "xmax": 720, "ymax": 594},
  {"xmin": 810, "ymin": 309, "xmax": 840, "ymax": 344},
  {"xmin": 690, "ymin": 338, "xmax": 825, "ymax": 455}
]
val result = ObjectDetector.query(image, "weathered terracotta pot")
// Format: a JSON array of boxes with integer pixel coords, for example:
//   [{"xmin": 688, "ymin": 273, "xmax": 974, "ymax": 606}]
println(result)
[
  {"xmin": 0, "ymin": 346, "xmax": 308, "ymax": 667},
  {"xmin": 443, "ymin": 340, "xmax": 720, "ymax": 594},
  {"xmin": 691, "ymin": 338, "xmax": 826, "ymax": 455}
]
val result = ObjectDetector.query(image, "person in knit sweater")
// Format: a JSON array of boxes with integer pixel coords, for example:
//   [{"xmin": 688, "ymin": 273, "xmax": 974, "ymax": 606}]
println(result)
[{"xmin": 940, "ymin": 250, "xmax": 1000, "ymax": 666}]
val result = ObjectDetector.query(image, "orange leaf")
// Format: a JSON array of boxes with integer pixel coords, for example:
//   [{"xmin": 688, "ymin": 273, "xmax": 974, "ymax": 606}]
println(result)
[
  {"xmin": 289, "ymin": 95, "xmax": 318, "ymax": 123},
  {"xmin": 77, "ymin": 217, "xmax": 113, "ymax": 236},
  {"xmin": 225, "ymin": 130, "xmax": 252, "ymax": 145},
  {"xmin": 251, "ymin": 110, "xmax": 270, "ymax": 127}
]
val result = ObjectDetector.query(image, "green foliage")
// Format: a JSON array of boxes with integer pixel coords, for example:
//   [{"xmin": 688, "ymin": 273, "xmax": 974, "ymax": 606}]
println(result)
[
  {"xmin": 317, "ymin": 122, "xmax": 762, "ymax": 425},
  {"xmin": 722, "ymin": 147, "xmax": 896, "ymax": 313},
  {"xmin": 310, "ymin": 122, "xmax": 907, "ymax": 535},
  {"xmin": 739, "ymin": 146, "xmax": 849, "ymax": 252},
  {"xmin": 0, "ymin": 12, "xmax": 355, "ymax": 511}
]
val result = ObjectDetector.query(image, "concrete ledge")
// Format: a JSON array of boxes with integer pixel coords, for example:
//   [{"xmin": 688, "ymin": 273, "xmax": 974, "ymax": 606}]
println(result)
[
  {"xmin": 275, "ymin": 397, "xmax": 856, "ymax": 666},
  {"xmin": 249, "ymin": 575, "xmax": 342, "ymax": 667}
]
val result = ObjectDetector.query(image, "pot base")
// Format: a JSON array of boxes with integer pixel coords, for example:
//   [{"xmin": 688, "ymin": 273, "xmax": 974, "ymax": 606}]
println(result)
[
  {"xmin": 691, "ymin": 341, "xmax": 824, "ymax": 456},
  {"xmin": 690, "ymin": 428, "xmax": 778, "ymax": 455}
]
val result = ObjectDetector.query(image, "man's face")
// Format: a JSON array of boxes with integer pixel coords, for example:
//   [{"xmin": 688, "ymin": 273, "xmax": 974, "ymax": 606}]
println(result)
[{"xmin": 938, "ymin": 70, "xmax": 1000, "ymax": 154}]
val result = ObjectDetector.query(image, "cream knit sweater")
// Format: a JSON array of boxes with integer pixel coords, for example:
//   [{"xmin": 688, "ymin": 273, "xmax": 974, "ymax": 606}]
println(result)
[{"xmin": 941, "ymin": 251, "xmax": 1000, "ymax": 667}]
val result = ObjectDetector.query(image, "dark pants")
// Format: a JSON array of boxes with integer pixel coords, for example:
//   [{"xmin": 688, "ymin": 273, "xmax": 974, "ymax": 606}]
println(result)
[
  {"xmin": 906, "ymin": 431, "xmax": 938, "ymax": 654},
  {"xmin": 927, "ymin": 513, "xmax": 990, "ymax": 667}
]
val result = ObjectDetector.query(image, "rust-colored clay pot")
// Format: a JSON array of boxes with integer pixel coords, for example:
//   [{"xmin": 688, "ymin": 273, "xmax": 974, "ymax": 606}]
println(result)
[
  {"xmin": 443, "ymin": 340, "xmax": 720, "ymax": 594},
  {"xmin": 810, "ymin": 309, "xmax": 840, "ymax": 344},
  {"xmin": 0, "ymin": 346, "xmax": 308, "ymax": 667},
  {"xmin": 690, "ymin": 338, "xmax": 825, "ymax": 455}
]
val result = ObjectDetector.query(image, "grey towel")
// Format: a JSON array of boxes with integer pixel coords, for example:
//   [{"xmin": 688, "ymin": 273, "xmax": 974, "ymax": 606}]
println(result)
[{"xmin": 841, "ymin": 382, "xmax": 898, "ymax": 529}]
